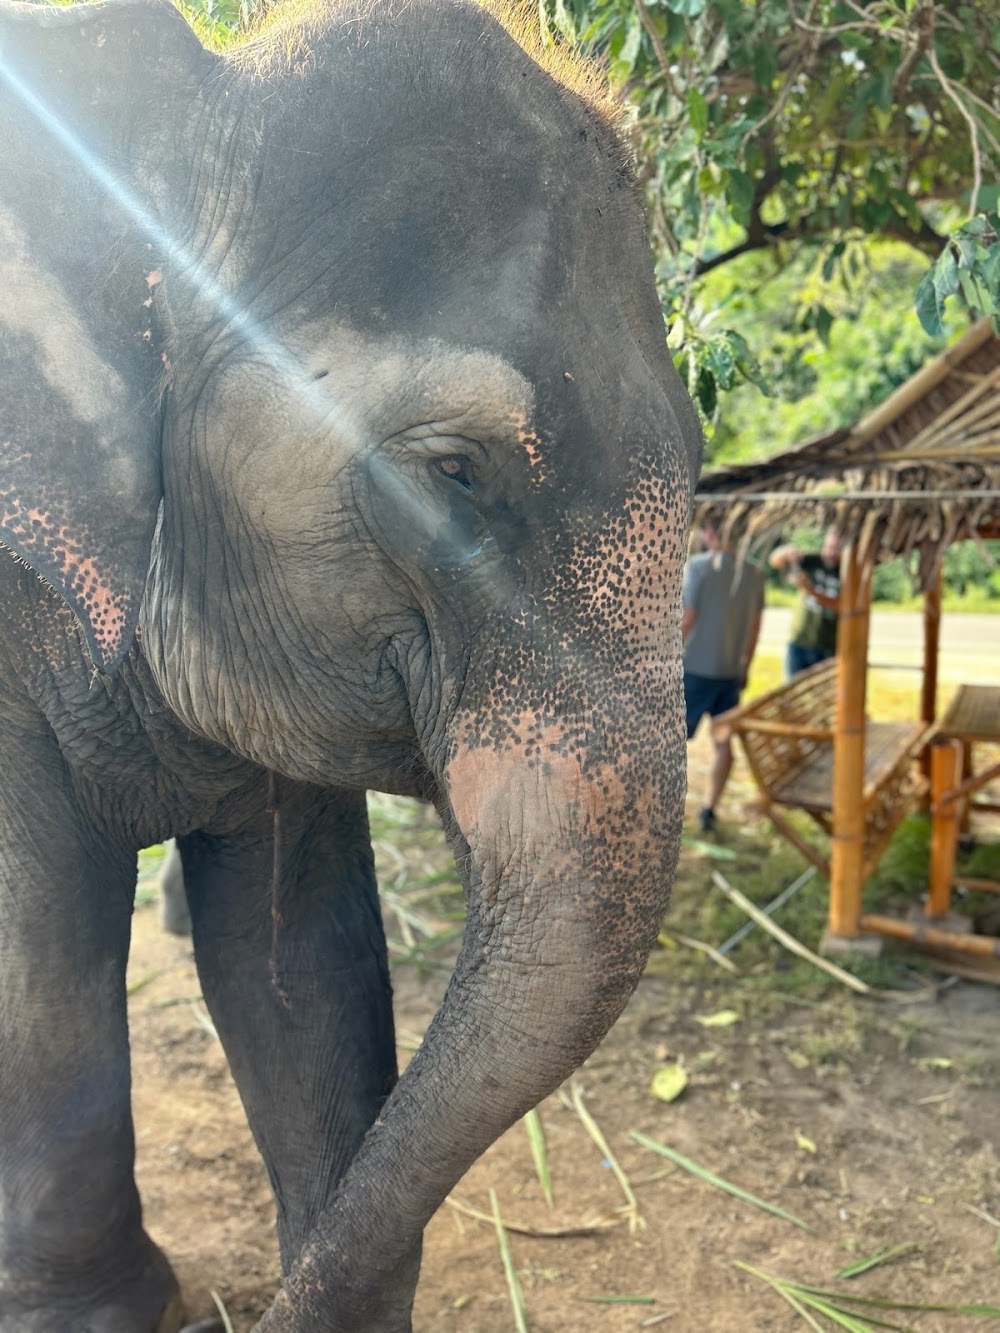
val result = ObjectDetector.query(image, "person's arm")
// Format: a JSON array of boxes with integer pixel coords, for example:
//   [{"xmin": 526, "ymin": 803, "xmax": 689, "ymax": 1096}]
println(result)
[
  {"xmin": 739, "ymin": 607, "xmax": 762, "ymax": 687},
  {"xmin": 739, "ymin": 579, "xmax": 765, "ymax": 688},
  {"xmin": 800, "ymin": 582, "xmax": 840, "ymax": 612},
  {"xmin": 768, "ymin": 543, "xmax": 801, "ymax": 572},
  {"xmin": 681, "ymin": 604, "xmax": 697, "ymax": 644},
  {"xmin": 795, "ymin": 556, "xmax": 841, "ymax": 611}
]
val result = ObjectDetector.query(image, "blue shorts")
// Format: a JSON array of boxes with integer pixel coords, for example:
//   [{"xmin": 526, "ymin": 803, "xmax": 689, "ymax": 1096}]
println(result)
[
  {"xmin": 786, "ymin": 642, "xmax": 833, "ymax": 679},
  {"xmin": 683, "ymin": 672, "xmax": 740, "ymax": 740}
]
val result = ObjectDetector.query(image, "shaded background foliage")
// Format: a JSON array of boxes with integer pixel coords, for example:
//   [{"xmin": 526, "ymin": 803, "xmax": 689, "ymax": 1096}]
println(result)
[{"xmin": 536, "ymin": 0, "xmax": 999, "ymax": 459}]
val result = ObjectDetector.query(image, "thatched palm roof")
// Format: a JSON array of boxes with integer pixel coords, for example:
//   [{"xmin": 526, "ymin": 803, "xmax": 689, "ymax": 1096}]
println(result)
[{"xmin": 695, "ymin": 319, "xmax": 1000, "ymax": 582}]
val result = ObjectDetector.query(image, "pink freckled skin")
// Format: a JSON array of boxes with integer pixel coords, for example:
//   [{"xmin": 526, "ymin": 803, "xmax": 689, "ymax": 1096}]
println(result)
[
  {"xmin": 1, "ymin": 499, "xmax": 128, "ymax": 659},
  {"xmin": 62, "ymin": 551, "xmax": 125, "ymax": 654},
  {"xmin": 572, "ymin": 474, "xmax": 685, "ymax": 655},
  {"xmin": 508, "ymin": 409, "xmax": 550, "ymax": 482}
]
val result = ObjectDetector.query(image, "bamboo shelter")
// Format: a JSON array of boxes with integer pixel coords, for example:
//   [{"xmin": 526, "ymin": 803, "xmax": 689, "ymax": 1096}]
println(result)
[{"xmin": 696, "ymin": 318, "xmax": 1000, "ymax": 958}]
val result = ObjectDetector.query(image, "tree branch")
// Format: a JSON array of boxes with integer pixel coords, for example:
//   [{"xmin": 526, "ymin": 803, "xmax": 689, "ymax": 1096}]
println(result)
[
  {"xmin": 892, "ymin": 0, "xmax": 936, "ymax": 103},
  {"xmin": 690, "ymin": 224, "xmax": 796, "ymax": 277},
  {"xmin": 883, "ymin": 216, "xmax": 947, "ymax": 258},
  {"xmin": 927, "ymin": 39, "xmax": 983, "ymax": 214},
  {"xmin": 688, "ymin": 211, "xmax": 944, "ymax": 279},
  {"xmin": 634, "ymin": 0, "xmax": 681, "ymax": 102}
]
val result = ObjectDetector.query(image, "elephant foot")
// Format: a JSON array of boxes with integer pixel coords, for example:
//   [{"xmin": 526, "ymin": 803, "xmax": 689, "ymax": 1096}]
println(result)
[{"xmin": 0, "ymin": 1236, "xmax": 184, "ymax": 1333}]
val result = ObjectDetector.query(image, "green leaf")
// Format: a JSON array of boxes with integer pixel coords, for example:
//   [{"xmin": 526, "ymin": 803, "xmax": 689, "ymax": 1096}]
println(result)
[
  {"xmin": 687, "ymin": 87, "xmax": 709, "ymax": 137},
  {"xmin": 874, "ymin": 66, "xmax": 893, "ymax": 112},
  {"xmin": 958, "ymin": 267, "xmax": 992, "ymax": 312},
  {"xmin": 611, "ymin": 18, "xmax": 642, "ymax": 79},
  {"xmin": 694, "ymin": 367, "xmax": 718, "ymax": 418},
  {"xmin": 489, "ymin": 1190, "xmax": 529, "ymax": 1333},
  {"xmin": 751, "ymin": 41, "xmax": 778, "ymax": 88},
  {"xmin": 814, "ymin": 304, "xmax": 834, "ymax": 346},
  {"xmin": 650, "ymin": 1063, "xmax": 689, "ymax": 1102},
  {"xmin": 665, "ymin": 0, "xmax": 708, "ymax": 15},
  {"xmin": 681, "ymin": 837, "xmax": 739, "ymax": 860},
  {"xmin": 957, "ymin": 215, "xmax": 991, "ymax": 240},
  {"xmin": 630, "ymin": 1132, "xmax": 812, "ymax": 1230},
  {"xmin": 551, "ymin": 0, "xmax": 577, "ymax": 42},
  {"xmin": 694, "ymin": 1009, "xmax": 740, "ymax": 1027},
  {"xmin": 578, "ymin": 1294, "xmax": 656, "ymax": 1305},
  {"xmin": 523, "ymin": 1108, "xmax": 554, "ymax": 1209},
  {"xmin": 889, "ymin": 188, "xmax": 923, "ymax": 233},
  {"xmin": 726, "ymin": 170, "xmax": 755, "ymax": 227},
  {"xmin": 703, "ymin": 338, "xmax": 735, "ymax": 389},
  {"xmin": 914, "ymin": 248, "xmax": 959, "ymax": 335},
  {"xmin": 835, "ymin": 1242, "xmax": 918, "ymax": 1280}
]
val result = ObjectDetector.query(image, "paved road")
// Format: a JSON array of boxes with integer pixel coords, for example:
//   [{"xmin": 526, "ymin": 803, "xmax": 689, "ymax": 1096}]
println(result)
[{"xmin": 758, "ymin": 608, "xmax": 1000, "ymax": 683}]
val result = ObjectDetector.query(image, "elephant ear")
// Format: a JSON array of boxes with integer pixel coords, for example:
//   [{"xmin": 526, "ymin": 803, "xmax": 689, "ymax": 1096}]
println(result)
[{"xmin": 0, "ymin": 0, "xmax": 216, "ymax": 672}]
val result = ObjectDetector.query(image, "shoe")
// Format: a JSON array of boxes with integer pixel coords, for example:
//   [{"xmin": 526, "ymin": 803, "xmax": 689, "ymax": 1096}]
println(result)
[{"xmin": 698, "ymin": 807, "xmax": 716, "ymax": 834}]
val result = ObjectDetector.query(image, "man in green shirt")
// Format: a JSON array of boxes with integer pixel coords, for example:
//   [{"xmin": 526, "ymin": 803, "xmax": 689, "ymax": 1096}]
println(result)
[{"xmin": 769, "ymin": 527, "xmax": 843, "ymax": 677}]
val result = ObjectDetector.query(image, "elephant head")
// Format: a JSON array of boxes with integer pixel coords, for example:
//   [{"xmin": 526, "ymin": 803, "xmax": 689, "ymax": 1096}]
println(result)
[{"xmin": 1, "ymin": 0, "xmax": 701, "ymax": 1326}]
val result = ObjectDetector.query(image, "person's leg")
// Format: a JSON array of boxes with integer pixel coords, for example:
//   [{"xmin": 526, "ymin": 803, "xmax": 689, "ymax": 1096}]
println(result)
[
  {"xmin": 786, "ymin": 641, "xmax": 813, "ymax": 677},
  {"xmin": 683, "ymin": 672, "xmax": 707, "ymax": 741},
  {"xmin": 699, "ymin": 678, "xmax": 740, "ymax": 830},
  {"xmin": 704, "ymin": 732, "xmax": 733, "ymax": 814}
]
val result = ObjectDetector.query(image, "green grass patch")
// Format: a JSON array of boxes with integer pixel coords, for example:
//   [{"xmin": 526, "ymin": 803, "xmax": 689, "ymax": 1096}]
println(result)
[
  {"xmin": 737, "ymin": 1261, "xmax": 1000, "ymax": 1329},
  {"xmin": 631, "ymin": 1133, "xmax": 811, "ymax": 1231}
]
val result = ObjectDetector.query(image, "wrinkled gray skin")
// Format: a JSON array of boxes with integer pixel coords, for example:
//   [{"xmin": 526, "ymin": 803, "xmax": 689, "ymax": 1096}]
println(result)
[{"xmin": 0, "ymin": 0, "xmax": 701, "ymax": 1329}]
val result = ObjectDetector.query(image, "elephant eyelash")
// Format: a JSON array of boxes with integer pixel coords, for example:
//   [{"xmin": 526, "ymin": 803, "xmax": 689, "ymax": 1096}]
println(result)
[{"xmin": 433, "ymin": 456, "xmax": 475, "ymax": 493}]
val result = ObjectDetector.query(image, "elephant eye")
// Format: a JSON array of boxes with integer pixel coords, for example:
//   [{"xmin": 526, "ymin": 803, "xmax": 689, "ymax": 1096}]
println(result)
[{"xmin": 434, "ymin": 455, "xmax": 475, "ymax": 493}]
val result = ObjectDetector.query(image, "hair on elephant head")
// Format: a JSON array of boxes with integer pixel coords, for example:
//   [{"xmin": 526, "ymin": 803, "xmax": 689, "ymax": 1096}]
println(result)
[{"xmin": 0, "ymin": 1, "xmax": 702, "ymax": 1330}]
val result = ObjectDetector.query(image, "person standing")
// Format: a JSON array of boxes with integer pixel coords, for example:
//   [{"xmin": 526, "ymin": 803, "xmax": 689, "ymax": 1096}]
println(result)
[
  {"xmin": 769, "ymin": 527, "xmax": 843, "ymax": 678},
  {"xmin": 682, "ymin": 523, "xmax": 765, "ymax": 833}
]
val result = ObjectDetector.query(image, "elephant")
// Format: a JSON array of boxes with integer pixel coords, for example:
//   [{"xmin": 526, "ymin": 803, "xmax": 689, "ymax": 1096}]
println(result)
[{"xmin": 0, "ymin": 0, "xmax": 702, "ymax": 1329}]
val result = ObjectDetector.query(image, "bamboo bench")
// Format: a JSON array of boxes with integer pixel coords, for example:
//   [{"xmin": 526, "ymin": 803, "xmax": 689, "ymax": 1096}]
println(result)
[{"xmin": 721, "ymin": 660, "xmax": 928, "ymax": 878}]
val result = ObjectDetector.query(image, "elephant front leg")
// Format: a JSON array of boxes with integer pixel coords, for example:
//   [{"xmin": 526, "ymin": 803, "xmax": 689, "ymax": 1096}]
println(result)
[
  {"xmin": 0, "ymin": 741, "xmax": 182, "ymax": 1332},
  {"xmin": 177, "ymin": 783, "xmax": 418, "ymax": 1307}
]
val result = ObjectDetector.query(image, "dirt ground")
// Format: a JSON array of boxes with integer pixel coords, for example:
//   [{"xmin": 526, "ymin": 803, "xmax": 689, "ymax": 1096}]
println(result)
[{"xmin": 128, "ymin": 846, "xmax": 1000, "ymax": 1333}]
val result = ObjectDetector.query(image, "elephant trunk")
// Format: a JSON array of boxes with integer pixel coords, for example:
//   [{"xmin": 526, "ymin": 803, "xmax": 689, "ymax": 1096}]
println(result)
[{"xmin": 256, "ymin": 682, "xmax": 685, "ymax": 1332}]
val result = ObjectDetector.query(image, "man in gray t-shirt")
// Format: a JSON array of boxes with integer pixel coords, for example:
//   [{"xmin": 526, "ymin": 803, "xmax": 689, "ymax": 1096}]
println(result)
[{"xmin": 682, "ymin": 523, "xmax": 765, "ymax": 832}]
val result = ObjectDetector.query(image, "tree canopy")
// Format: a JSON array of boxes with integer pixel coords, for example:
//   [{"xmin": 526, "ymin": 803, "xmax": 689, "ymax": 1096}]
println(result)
[{"xmin": 539, "ymin": 0, "xmax": 999, "ymax": 439}]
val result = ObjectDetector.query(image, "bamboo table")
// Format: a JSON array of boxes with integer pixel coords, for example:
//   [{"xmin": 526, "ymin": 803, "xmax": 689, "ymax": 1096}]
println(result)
[{"xmin": 927, "ymin": 684, "xmax": 1000, "ymax": 916}]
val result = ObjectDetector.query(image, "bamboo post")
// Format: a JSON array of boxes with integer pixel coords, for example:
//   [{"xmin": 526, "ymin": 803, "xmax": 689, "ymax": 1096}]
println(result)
[
  {"xmin": 960, "ymin": 741, "xmax": 973, "ymax": 834},
  {"xmin": 928, "ymin": 739, "xmax": 961, "ymax": 918},
  {"xmin": 919, "ymin": 563, "xmax": 941, "ymax": 785},
  {"xmin": 828, "ymin": 544, "xmax": 871, "ymax": 938}
]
